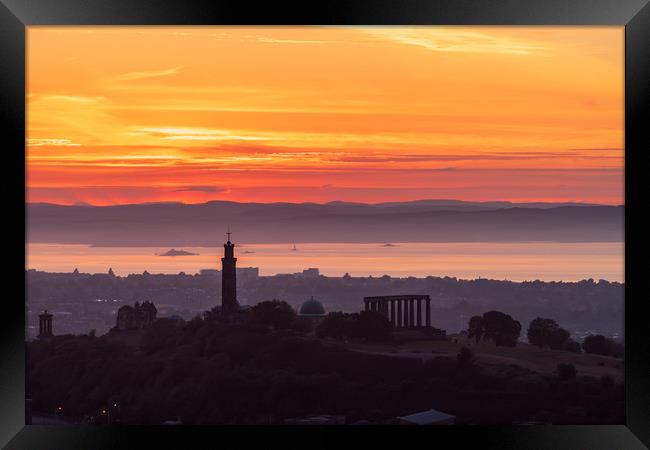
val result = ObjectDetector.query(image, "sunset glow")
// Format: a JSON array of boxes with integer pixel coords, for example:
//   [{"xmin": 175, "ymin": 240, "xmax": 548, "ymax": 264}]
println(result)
[{"xmin": 27, "ymin": 26, "xmax": 624, "ymax": 205}]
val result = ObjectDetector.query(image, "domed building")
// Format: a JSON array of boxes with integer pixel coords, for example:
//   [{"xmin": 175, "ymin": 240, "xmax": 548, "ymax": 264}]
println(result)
[{"xmin": 299, "ymin": 296, "xmax": 326, "ymax": 318}]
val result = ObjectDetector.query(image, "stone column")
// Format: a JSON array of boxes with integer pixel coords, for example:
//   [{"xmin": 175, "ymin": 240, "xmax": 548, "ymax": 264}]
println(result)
[
  {"xmin": 364, "ymin": 300, "xmax": 370, "ymax": 311},
  {"xmin": 417, "ymin": 299, "xmax": 422, "ymax": 327},
  {"xmin": 426, "ymin": 299, "xmax": 431, "ymax": 327},
  {"xmin": 403, "ymin": 300, "xmax": 409, "ymax": 327},
  {"xmin": 406, "ymin": 300, "xmax": 413, "ymax": 328},
  {"xmin": 409, "ymin": 300, "xmax": 415, "ymax": 328},
  {"xmin": 390, "ymin": 300, "xmax": 396, "ymax": 326},
  {"xmin": 396, "ymin": 300, "xmax": 403, "ymax": 327}
]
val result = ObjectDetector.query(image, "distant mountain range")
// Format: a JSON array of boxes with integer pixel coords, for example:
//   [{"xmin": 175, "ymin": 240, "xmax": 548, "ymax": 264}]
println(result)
[{"xmin": 26, "ymin": 200, "xmax": 624, "ymax": 246}]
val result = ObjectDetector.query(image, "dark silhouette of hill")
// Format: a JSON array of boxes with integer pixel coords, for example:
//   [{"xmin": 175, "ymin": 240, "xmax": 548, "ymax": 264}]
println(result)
[
  {"xmin": 26, "ymin": 317, "xmax": 624, "ymax": 425},
  {"xmin": 26, "ymin": 200, "xmax": 623, "ymax": 246}
]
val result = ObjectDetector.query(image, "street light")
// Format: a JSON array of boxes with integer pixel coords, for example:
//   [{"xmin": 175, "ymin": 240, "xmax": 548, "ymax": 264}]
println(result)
[
  {"xmin": 100, "ymin": 407, "xmax": 110, "ymax": 424},
  {"xmin": 111, "ymin": 402, "xmax": 121, "ymax": 423}
]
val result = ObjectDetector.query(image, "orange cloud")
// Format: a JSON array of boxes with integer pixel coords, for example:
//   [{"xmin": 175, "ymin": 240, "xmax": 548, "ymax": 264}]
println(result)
[{"xmin": 27, "ymin": 26, "xmax": 624, "ymax": 206}]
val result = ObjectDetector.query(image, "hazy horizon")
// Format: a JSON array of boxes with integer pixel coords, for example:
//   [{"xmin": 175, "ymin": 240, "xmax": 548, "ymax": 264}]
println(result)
[
  {"xmin": 26, "ymin": 241, "xmax": 625, "ymax": 282},
  {"xmin": 26, "ymin": 197, "xmax": 624, "ymax": 207}
]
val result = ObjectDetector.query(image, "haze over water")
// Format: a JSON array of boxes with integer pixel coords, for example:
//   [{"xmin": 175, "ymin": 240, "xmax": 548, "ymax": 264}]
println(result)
[{"xmin": 27, "ymin": 242, "xmax": 624, "ymax": 282}]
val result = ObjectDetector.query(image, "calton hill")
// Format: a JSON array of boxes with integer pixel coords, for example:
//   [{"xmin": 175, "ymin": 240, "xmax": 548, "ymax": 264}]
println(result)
[{"xmin": 27, "ymin": 300, "xmax": 624, "ymax": 425}]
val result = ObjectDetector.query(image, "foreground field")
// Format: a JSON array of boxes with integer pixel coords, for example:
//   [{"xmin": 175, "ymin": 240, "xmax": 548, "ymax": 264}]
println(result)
[{"xmin": 334, "ymin": 331, "xmax": 624, "ymax": 382}]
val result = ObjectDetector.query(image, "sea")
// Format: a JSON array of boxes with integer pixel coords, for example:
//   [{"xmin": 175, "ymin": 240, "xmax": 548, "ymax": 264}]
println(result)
[{"xmin": 26, "ymin": 242, "xmax": 624, "ymax": 282}]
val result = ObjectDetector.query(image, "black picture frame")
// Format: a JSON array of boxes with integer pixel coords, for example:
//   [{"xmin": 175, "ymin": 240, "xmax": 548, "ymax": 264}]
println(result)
[{"xmin": 2, "ymin": 0, "xmax": 649, "ymax": 448}]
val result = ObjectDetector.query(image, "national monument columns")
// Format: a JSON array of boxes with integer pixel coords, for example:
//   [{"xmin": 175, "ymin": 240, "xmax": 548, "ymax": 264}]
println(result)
[{"xmin": 362, "ymin": 295, "xmax": 432, "ymax": 328}]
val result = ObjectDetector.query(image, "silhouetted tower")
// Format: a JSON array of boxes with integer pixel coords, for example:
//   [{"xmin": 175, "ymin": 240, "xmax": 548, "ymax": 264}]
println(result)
[
  {"xmin": 38, "ymin": 310, "xmax": 53, "ymax": 339},
  {"xmin": 221, "ymin": 227, "xmax": 239, "ymax": 313}
]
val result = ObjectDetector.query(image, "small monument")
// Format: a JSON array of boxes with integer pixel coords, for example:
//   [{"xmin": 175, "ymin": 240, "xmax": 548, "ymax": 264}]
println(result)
[{"xmin": 38, "ymin": 310, "xmax": 53, "ymax": 339}]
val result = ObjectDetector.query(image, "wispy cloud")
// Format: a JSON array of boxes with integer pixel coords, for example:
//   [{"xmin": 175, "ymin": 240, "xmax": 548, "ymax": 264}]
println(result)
[
  {"xmin": 569, "ymin": 147, "xmax": 623, "ymax": 152},
  {"xmin": 40, "ymin": 95, "xmax": 104, "ymax": 103},
  {"xmin": 28, "ymin": 138, "xmax": 81, "ymax": 147},
  {"xmin": 115, "ymin": 66, "xmax": 182, "ymax": 81},
  {"xmin": 360, "ymin": 28, "xmax": 547, "ymax": 55},
  {"xmin": 135, "ymin": 127, "xmax": 267, "ymax": 142},
  {"xmin": 331, "ymin": 152, "xmax": 594, "ymax": 164},
  {"xmin": 172, "ymin": 186, "xmax": 226, "ymax": 193},
  {"xmin": 253, "ymin": 37, "xmax": 335, "ymax": 45}
]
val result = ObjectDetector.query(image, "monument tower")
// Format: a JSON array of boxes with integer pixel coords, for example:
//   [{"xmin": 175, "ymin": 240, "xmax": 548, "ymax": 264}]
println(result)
[
  {"xmin": 221, "ymin": 226, "xmax": 239, "ymax": 313},
  {"xmin": 38, "ymin": 310, "xmax": 53, "ymax": 339}
]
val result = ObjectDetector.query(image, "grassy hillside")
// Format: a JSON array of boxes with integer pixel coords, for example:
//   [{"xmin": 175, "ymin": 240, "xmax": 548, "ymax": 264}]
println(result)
[{"xmin": 334, "ymin": 332, "xmax": 624, "ymax": 381}]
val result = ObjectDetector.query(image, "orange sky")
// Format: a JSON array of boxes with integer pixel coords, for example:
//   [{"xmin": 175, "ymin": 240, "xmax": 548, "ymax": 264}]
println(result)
[{"xmin": 27, "ymin": 26, "xmax": 624, "ymax": 206}]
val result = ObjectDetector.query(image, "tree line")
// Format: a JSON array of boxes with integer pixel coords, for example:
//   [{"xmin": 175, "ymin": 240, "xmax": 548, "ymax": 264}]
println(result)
[
  {"xmin": 465, "ymin": 310, "xmax": 623, "ymax": 357},
  {"xmin": 215, "ymin": 300, "xmax": 624, "ymax": 357}
]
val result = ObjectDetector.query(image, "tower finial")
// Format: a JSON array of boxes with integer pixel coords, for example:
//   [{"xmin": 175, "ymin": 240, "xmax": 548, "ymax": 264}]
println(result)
[{"xmin": 226, "ymin": 224, "xmax": 231, "ymax": 243}]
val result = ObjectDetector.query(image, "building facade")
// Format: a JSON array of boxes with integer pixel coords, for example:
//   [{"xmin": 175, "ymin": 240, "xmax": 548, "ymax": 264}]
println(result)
[{"xmin": 116, "ymin": 301, "xmax": 157, "ymax": 330}]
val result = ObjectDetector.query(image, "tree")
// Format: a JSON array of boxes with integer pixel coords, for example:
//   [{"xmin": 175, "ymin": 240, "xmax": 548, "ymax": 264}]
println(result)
[
  {"xmin": 481, "ymin": 311, "xmax": 521, "ymax": 347},
  {"xmin": 563, "ymin": 339, "xmax": 582, "ymax": 353},
  {"xmin": 355, "ymin": 311, "xmax": 392, "ymax": 343},
  {"xmin": 527, "ymin": 318, "xmax": 557, "ymax": 348},
  {"xmin": 316, "ymin": 312, "xmax": 351, "ymax": 339},
  {"xmin": 609, "ymin": 342, "xmax": 624, "ymax": 358},
  {"xmin": 250, "ymin": 300, "xmax": 296, "ymax": 330},
  {"xmin": 456, "ymin": 346, "xmax": 475, "ymax": 370},
  {"xmin": 582, "ymin": 334, "xmax": 622, "ymax": 357},
  {"xmin": 528, "ymin": 318, "xmax": 571, "ymax": 350},
  {"xmin": 548, "ymin": 327, "xmax": 570, "ymax": 350},
  {"xmin": 467, "ymin": 315, "xmax": 484, "ymax": 344},
  {"xmin": 290, "ymin": 316, "xmax": 313, "ymax": 334},
  {"xmin": 140, "ymin": 318, "xmax": 180, "ymax": 354},
  {"xmin": 315, "ymin": 311, "xmax": 391, "ymax": 343}
]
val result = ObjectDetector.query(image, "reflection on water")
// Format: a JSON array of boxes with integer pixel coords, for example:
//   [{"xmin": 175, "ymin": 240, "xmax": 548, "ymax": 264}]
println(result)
[{"xmin": 26, "ymin": 242, "xmax": 624, "ymax": 282}]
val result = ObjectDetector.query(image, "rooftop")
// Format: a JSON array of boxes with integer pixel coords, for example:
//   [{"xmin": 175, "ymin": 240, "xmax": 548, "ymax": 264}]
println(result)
[
  {"xmin": 299, "ymin": 297, "xmax": 326, "ymax": 317},
  {"xmin": 397, "ymin": 409, "xmax": 455, "ymax": 425}
]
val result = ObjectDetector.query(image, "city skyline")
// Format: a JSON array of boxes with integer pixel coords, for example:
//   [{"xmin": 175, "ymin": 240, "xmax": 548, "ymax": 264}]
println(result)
[{"xmin": 27, "ymin": 26, "xmax": 623, "ymax": 206}]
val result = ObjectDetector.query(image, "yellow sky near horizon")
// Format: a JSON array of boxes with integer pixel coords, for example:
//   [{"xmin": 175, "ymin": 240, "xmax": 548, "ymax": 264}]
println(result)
[{"xmin": 27, "ymin": 26, "xmax": 624, "ymax": 205}]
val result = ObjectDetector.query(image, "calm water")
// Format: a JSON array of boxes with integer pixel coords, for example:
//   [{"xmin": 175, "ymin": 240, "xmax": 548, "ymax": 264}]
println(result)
[{"xmin": 26, "ymin": 242, "xmax": 624, "ymax": 282}]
